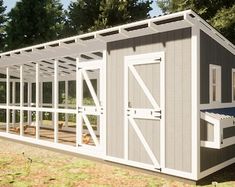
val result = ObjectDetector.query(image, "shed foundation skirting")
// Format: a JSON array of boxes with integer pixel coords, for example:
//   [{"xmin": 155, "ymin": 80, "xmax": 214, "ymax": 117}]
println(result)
[{"xmin": 0, "ymin": 10, "xmax": 235, "ymax": 181}]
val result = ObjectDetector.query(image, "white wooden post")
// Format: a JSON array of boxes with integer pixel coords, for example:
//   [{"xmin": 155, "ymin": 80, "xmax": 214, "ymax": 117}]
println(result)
[
  {"xmin": 65, "ymin": 80, "xmax": 68, "ymax": 127},
  {"xmin": 52, "ymin": 79, "xmax": 54, "ymax": 127},
  {"xmin": 76, "ymin": 57, "xmax": 82, "ymax": 146},
  {"xmin": 54, "ymin": 60, "xmax": 58, "ymax": 143},
  {"xmin": 96, "ymin": 72, "xmax": 100, "ymax": 135},
  {"xmin": 35, "ymin": 63, "xmax": 40, "ymax": 140},
  {"xmin": 20, "ymin": 65, "xmax": 24, "ymax": 136},
  {"xmin": 12, "ymin": 81, "xmax": 15, "ymax": 126},
  {"xmin": 6, "ymin": 67, "xmax": 10, "ymax": 133},
  {"xmin": 28, "ymin": 82, "xmax": 32, "ymax": 125},
  {"xmin": 100, "ymin": 50, "xmax": 106, "ymax": 154},
  {"xmin": 40, "ymin": 82, "xmax": 43, "ymax": 121}
]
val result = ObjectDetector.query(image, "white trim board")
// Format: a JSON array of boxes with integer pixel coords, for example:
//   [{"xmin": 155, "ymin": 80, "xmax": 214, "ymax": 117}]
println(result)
[
  {"xmin": 191, "ymin": 24, "xmax": 200, "ymax": 180},
  {"xmin": 0, "ymin": 132, "xmax": 195, "ymax": 180},
  {"xmin": 105, "ymin": 156, "xmax": 194, "ymax": 180},
  {"xmin": 0, "ymin": 10, "xmax": 234, "ymax": 68},
  {"xmin": 200, "ymin": 111, "xmax": 235, "ymax": 149},
  {"xmin": 200, "ymin": 103, "xmax": 235, "ymax": 110},
  {"xmin": 76, "ymin": 58, "xmax": 106, "ymax": 154},
  {"xmin": 0, "ymin": 132, "xmax": 104, "ymax": 159}
]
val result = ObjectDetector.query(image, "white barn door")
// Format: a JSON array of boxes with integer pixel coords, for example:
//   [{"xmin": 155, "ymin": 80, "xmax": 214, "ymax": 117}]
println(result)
[
  {"xmin": 124, "ymin": 52, "xmax": 165, "ymax": 170},
  {"xmin": 77, "ymin": 59, "xmax": 106, "ymax": 153}
]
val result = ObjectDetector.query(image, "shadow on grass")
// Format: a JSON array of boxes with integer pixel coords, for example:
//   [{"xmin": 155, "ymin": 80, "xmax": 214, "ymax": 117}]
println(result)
[{"xmin": 197, "ymin": 163, "xmax": 235, "ymax": 186}]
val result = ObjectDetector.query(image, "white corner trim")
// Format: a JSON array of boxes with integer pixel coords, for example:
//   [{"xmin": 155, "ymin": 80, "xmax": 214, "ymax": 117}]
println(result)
[{"xmin": 191, "ymin": 24, "xmax": 200, "ymax": 180}]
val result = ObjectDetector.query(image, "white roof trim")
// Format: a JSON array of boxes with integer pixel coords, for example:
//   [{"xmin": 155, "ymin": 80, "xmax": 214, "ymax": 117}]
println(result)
[
  {"xmin": 185, "ymin": 10, "xmax": 235, "ymax": 55},
  {"xmin": 0, "ymin": 9, "xmax": 234, "ymax": 67}
]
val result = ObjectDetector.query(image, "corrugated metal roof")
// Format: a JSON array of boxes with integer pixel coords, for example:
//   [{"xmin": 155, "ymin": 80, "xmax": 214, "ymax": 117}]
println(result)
[{"xmin": 201, "ymin": 107, "xmax": 235, "ymax": 120}]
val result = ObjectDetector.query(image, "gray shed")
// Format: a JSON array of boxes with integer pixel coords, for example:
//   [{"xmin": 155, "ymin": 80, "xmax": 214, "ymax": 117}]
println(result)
[{"xmin": 0, "ymin": 10, "xmax": 234, "ymax": 181}]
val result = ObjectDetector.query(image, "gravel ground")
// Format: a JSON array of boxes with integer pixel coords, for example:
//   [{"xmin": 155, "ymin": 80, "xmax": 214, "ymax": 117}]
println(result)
[{"xmin": 0, "ymin": 138, "xmax": 234, "ymax": 187}]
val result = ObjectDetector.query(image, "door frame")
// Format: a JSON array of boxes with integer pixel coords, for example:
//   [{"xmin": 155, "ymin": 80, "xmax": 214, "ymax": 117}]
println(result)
[
  {"xmin": 76, "ymin": 56, "xmax": 106, "ymax": 154},
  {"xmin": 124, "ymin": 52, "xmax": 165, "ymax": 170}
]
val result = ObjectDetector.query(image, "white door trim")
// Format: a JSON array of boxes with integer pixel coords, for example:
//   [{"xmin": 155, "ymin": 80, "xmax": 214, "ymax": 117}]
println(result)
[
  {"xmin": 124, "ymin": 51, "xmax": 165, "ymax": 170},
  {"xmin": 76, "ymin": 58, "xmax": 106, "ymax": 153}
]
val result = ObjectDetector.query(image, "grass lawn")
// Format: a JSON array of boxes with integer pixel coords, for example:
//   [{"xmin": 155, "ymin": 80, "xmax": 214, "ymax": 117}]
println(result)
[{"xmin": 0, "ymin": 139, "xmax": 234, "ymax": 187}]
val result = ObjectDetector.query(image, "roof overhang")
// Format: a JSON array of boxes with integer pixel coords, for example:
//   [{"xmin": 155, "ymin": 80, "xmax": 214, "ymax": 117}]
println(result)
[{"xmin": 0, "ymin": 10, "xmax": 234, "ymax": 81}]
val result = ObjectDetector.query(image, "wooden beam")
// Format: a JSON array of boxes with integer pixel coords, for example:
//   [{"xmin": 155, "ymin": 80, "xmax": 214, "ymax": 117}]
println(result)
[
  {"xmin": 28, "ymin": 82, "xmax": 32, "ymax": 125},
  {"xmin": 6, "ymin": 67, "xmax": 10, "ymax": 133},
  {"xmin": 76, "ymin": 57, "xmax": 82, "ymax": 146},
  {"xmin": 36, "ymin": 63, "xmax": 40, "ymax": 140},
  {"xmin": 54, "ymin": 60, "xmax": 58, "ymax": 143},
  {"xmin": 20, "ymin": 65, "xmax": 24, "ymax": 136},
  {"xmin": 12, "ymin": 82, "xmax": 15, "ymax": 125},
  {"xmin": 65, "ymin": 80, "xmax": 68, "ymax": 127}
]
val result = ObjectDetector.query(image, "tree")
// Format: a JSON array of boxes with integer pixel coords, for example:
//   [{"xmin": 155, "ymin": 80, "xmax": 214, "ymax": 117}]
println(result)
[
  {"xmin": 65, "ymin": 0, "xmax": 101, "ymax": 35},
  {"xmin": 157, "ymin": 0, "xmax": 235, "ymax": 44},
  {"xmin": 0, "ymin": 0, "xmax": 6, "ymax": 52},
  {"xmin": 93, "ymin": 0, "xmax": 152, "ymax": 31},
  {"xmin": 5, "ymin": 0, "xmax": 65, "ymax": 50},
  {"xmin": 65, "ymin": 0, "xmax": 152, "ymax": 35},
  {"xmin": 211, "ymin": 4, "xmax": 235, "ymax": 45}
]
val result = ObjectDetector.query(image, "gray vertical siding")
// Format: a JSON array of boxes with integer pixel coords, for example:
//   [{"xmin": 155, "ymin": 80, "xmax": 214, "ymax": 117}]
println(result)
[
  {"xmin": 201, "ymin": 145, "xmax": 235, "ymax": 171},
  {"xmin": 107, "ymin": 28, "xmax": 192, "ymax": 173},
  {"xmin": 223, "ymin": 126, "xmax": 235, "ymax": 139},
  {"xmin": 200, "ymin": 31, "xmax": 235, "ymax": 172},
  {"xmin": 200, "ymin": 31, "xmax": 235, "ymax": 104}
]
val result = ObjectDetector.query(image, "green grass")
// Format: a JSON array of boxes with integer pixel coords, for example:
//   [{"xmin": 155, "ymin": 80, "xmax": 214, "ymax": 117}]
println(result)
[{"xmin": 0, "ymin": 139, "xmax": 234, "ymax": 187}]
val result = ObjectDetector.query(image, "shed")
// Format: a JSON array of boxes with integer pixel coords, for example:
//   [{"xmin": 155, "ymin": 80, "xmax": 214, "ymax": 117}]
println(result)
[{"xmin": 0, "ymin": 10, "xmax": 234, "ymax": 181}]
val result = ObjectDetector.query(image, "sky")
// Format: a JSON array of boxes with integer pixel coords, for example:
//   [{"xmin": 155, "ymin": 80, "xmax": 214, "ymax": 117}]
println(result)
[{"xmin": 3, "ymin": 0, "xmax": 162, "ymax": 17}]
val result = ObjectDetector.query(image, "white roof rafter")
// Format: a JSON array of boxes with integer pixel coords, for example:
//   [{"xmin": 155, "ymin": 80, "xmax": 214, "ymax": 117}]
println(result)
[{"xmin": 0, "ymin": 9, "xmax": 233, "ymax": 70}]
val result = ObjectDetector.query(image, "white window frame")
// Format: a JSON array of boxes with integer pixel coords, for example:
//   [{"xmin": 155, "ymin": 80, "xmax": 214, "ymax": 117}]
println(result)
[
  {"xmin": 232, "ymin": 69, "xmax": 235, "ymax": 102},
  {"xmin": 209, "ymin": 64, "xmax": 221, "ymax": 103}
]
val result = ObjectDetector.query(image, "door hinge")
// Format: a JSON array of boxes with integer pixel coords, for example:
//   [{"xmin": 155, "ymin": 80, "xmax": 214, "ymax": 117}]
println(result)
[
  {"xmin": 155, "ymin": 167, "xmax": 162, "ymax": 172},
  {"xmin": 154, "ymin": 57, "xmax": 161, "ymax": 62}
]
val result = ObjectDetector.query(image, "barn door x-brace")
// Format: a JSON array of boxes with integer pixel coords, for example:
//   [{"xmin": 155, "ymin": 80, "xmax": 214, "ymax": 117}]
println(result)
[
  {"xmin": 124, "ymin": 52, "xmax": 165, "ymax": 170},
  {"xmin": 76, "ymin": 59, "xmax": 106, "ymax": 153}
]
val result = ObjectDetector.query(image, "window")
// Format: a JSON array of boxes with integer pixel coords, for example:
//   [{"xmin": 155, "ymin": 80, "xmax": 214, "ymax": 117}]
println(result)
[
  {"xmin": 209, "ymin": 64, "xmax": 221, "ymax": 103},
  {"xmin": 232, "ymin": 69, "xmax": 235, "ymax": 101}
]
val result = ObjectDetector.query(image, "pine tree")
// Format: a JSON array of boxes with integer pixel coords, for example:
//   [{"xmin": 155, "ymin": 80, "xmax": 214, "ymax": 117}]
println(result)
[
  {"xmin": 65, "ymin": 0, "xmax": 102, "ymax": 35},
  {"xmin": 157, "ymin": 0, "xmax": 235, "ymax": 44},
  {"xmin": 0, "ymin": 0, "xmax": 6, "ymax": 51},
  {"xmin": 65, "ymin": 0, "xmax": 152, "ymax": 35},
  {"xmin": 6, "ymin": 0, "xmax": 65, "ymax": 50},
  {"xmin": 211, "ymin": 4, "xmax": 235, "ymax": 44}
]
